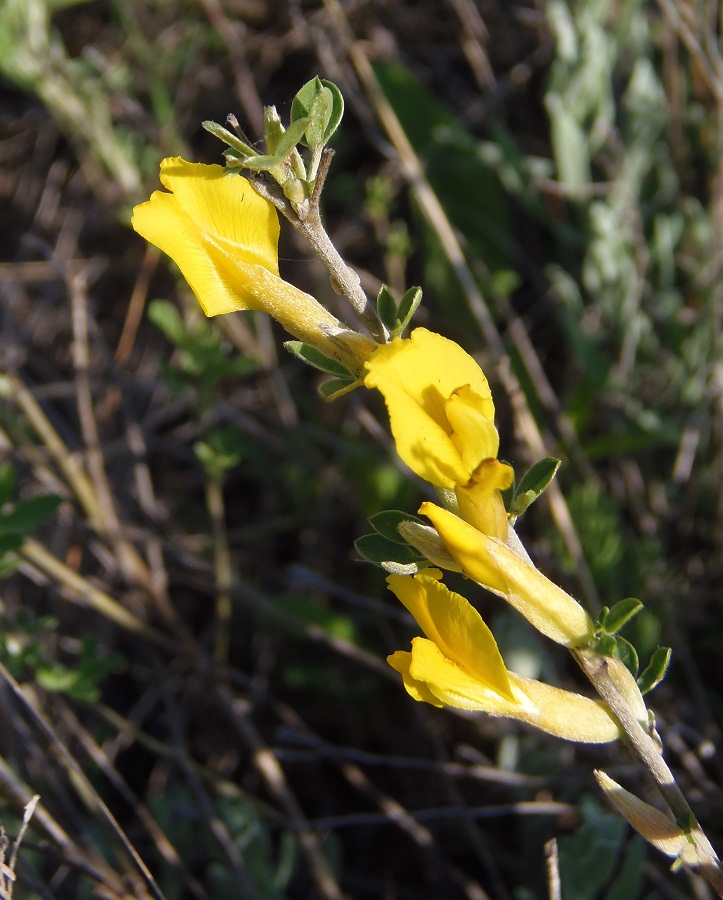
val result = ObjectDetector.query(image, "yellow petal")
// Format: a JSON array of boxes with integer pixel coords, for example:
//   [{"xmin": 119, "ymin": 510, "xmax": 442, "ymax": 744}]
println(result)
[
  {"xmin": 390, "ymin": 642, "xmax": 619, "ymax": 742},
  {"xmin": 445, "ymin": 385, "xmax": 500, "ymax": 473},
  {"xmin": 387, "ymin": 649, "xmax": 444, "ymax": 706},
  {"xmin": 386, "ymin": 572, "xmax": 514, "ymax": 699},
  {"xmin": 157, "ymin": 158, "xmax": 279, "ymax": 274},
  {"xmin": 455, "ymin": 459, "xmax": 514, "ymax": 538},
  {"xmin": 405, "ymin": 638, "xmax": 523, "ymax": 712},
  {"xmin": 420, "ymin": 502, "xmax": 507, "ymax": 593},
  {"xmin": 131, "ymin": 158, "xmax": 280, "ymax": 316},
  {"xmin": 420, "ymin": 502, "xmax": 594, "ymax": 646},
  {"xmin": 363, "ymin": 329, "xmax": 495, "ymax": 487}
]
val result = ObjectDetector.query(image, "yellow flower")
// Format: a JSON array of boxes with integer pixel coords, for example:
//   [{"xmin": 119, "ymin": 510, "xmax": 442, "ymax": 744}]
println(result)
[
  {"xmin": 132, "ymin": 158, "xmax": 375, "ymax": 373},
  {"xmin": 387, "ymin": 571, "xmax": 619, "ymax": 742},
  {"xmin": 419, "ymin": 502, "xmax": 594, "ymax": 647},
  {"xmin": 363, "ymin": 329, "xmax": 509, "ymax": 488}
]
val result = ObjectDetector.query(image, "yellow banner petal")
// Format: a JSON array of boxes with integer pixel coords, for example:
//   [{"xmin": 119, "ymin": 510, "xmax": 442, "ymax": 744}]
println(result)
[{"xmin": 363, "ymin": 328, "xmax": 496, "ymax": 487}]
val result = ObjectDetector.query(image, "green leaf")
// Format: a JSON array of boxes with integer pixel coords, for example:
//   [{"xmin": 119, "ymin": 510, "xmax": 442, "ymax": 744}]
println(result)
[
  {"xmin": 376, "ymin": 285, "xmax": 398, "ymax": 332},
  {"xmin": 601, "ymin": 598, "xmax": 643, "ymax": 634},
  {"xmin": 500, "ymin": 473, "xmax": 515, "ymax": 514},
  {"xmin": 393, "ymin": 286, "xmax": 422, "ymax": 335},
  {"xmin": 317, "ymin": 377, "xmax": 360, "ymax": 400},
  {"xmin": 291, "ymin": 77, "xmax": 344, "ymax": 147},
  {"xmin": 591, "ymin": 633, "xmax": 617, "ymax": 657},
  {"xmin": 202, "ymin": 120, "xmax": 256, "ymax": 158},
  {"xmin": 0, "ymin": 495, "xmax": 62, "ymax": 535},
  {"xmin": 305, "ymin": 89, "xmax": 333, "ymax": 148},
  {"xmin": 273, "ymin": 117, "xmax": 311, "ymax": 160},
  {"xmin": 368, "ymin": 510, "xmax": 426, "ymax": 544},
  {"xmin": 516, "ymin": 457, "xmax": 560, "ymax": 500},
  {"xmin": 614, "ymin": 636, "xmax": 639, "ymax": 677},
  {"xmin": 284, "ymin": 341, "xmax": 352, "ymax": 377},
  {"xmin": 637, "ymin": 647, "xmax": 671, "ymax": 695},
  {"xmin": 354, "ymin": 533, "xmax": 425, "ymax": 569},
  {"xmin": 240, "ymin": 154, "xmax": 284, "ymax": 172},
  {"xmin": 0, "ymin": 463, "xmax": 16, "ymax": 507}
]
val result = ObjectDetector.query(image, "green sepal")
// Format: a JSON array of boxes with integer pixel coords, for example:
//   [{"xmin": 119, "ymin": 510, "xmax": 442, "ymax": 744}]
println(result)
[
  {"xmin": 598, "ymin": 597, "xmax": 643, "ymax": 634},
  {"xmin": 355, "ymin": 533, "xmax": 426, "ymax": 569},
  {"xmin": 510, "ymin": 457, "xmax": 560, "ymax": 518},
  {"xmin": 317, "ymin": 377, "xmax": 360, "ymax": 401},
  {"xmin": 376, "ymin": 286, "xmax": 398, "ymax": 332},
  {"xmin": 368, "ymin": 509, "xmax": 426, "ymax": 544},
  {"xmin": 637, "ymin": 647, "xmax": 671, "ymax": 695},
  {"xmin": 202, "ymin": 120, "xmax": 256, "ymax": 158},
  {"xmin": 291, "ymin": 77, "xmax": 344, "ymax": 147},
  {"xmin": 392, "ymin": 286, "xmax": 422, "ymax": 337},
  {"xmin": 0, "ymin": 495, "xmax": 62, "ymax": 535},
  {"xmin": 614, "ymin": 636, "xmax": 639, "ymax": 677},
  {"xmin": 284, "ymin": 341, "xmax": 353, "ymax": 377}
]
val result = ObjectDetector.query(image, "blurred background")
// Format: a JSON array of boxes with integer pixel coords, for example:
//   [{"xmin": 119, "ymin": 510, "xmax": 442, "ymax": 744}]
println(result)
[{"xmin": 0, "ymin": 0, "xmax": 721, "ymax": 897}]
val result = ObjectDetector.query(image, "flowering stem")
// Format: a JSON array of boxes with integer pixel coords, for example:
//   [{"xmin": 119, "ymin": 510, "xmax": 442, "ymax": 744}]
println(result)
[
  {"xmin": 248, "ymin": 155, "xmax": 388, "ymax": 343},
  {"xmin": 573, "ymin": 649, "xmax": 723, "ymax": 896}
]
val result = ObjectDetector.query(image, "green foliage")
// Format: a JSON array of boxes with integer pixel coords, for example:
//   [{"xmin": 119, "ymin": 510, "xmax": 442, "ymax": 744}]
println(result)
[
  {"xmin": 558, "ymin": 796, "xmax": 645, "ymax": 900},
  {"xmin": 0, "ymin": 462, "xmax": 61, "ymax": 577},
  {"xmin": 597, "ymin": 598, "xmax": 644, "ymax": 635},
  {"xmin": 375, "ymin": 285, "xmax": 422, "ymax": 338},
  {"xmin": 290, "ymin": 77, "xmax": 344, "ymax": 149},
  {"xmin": 151, "ymin": 784, "xmax": 298, "ymax": 900},
  {"xmin": 0, "ymin": 614, "xmax": 123, "ymax": 701},
  {"xmin": 356, "ymin": 509, "xmax": 428, "ymax": 573},
  {"xmin": 148, "ymin": 299, "xmax": 259, "ymax": 411},
  {"xmin": 637, "ymin": 646, "xmax": 672, "ymax": 695},
  {"xmin": 194, "ymin": 427, "xmax": 248, "ymax": 482},
  {"xmin": 507, "ymin": 457, "xmax": 561, "ymax": 521}
]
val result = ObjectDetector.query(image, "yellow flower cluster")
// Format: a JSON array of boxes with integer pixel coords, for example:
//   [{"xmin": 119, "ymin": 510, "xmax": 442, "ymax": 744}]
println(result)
[{"xmin": 132, "ymin": 157, "xmax": 616, "ymax": 743}]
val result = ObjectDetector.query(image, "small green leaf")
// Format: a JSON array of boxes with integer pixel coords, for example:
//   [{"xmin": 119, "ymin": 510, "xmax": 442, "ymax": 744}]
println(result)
[
  {"xmin": 355, "ymin": 533, "xmax": 425, "ymax": 569},
  {"xmin": 393, "ymin": 286, "xmax": 422, "ymax": 335},
  {"xmin": 601, "ymin": 598, "xmax": 643, "ymax": 634},
  {"xmin": 305, "ymin": 88, "xmax": 333, "ymax": 148},
  {"xmin": 637, "ymin": 647, "xmax": 671, "ymax": 695},
  {"xmin": 614, "ymin": 636, "xmax": 639, "ymax": 677},
  {"xmin": 317, "ymin": 377, "xmax": 360, "ymax": 400},
  {"xmin": 515, "ymin": 457, "xmax": 561, "ymax": 501},
  {"xmin": 591, "ymin": 633, "xmax": 618, "ymax": 657},
  {"xmin": 368, "ymin": 509, "xmax": 426, "ymax": 544},
  {"xmin": 500, "ymin": 472, "xmax": 516, "ymax": 514},
  {"xmin": 274, "ymin": 117, "xmax": 312, "ymax": 160},
  {"xmin": 0, "ymin": 495, "xmax": 62, "ymax": 535},
  {"xmin": 284, "ymin": 341, "xmax": 352, "ymax": 377},
  {"xmin": 0, "ymin": 463, "xmax": 16, "ymax": 507},
  {"xmin": 376, "ymin": 285, "xmax": 398, "ymax": 332},
  {"xmin": 202, "ymin": 120, "xmax": 255, "ymax": 158},
  {"xmin": 240, "ymin": 153, "xmax": 284, "ymax": 172},
  {"xmin": 291, "ymin": 77, "xmax": 344, "ymax": 146}
]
